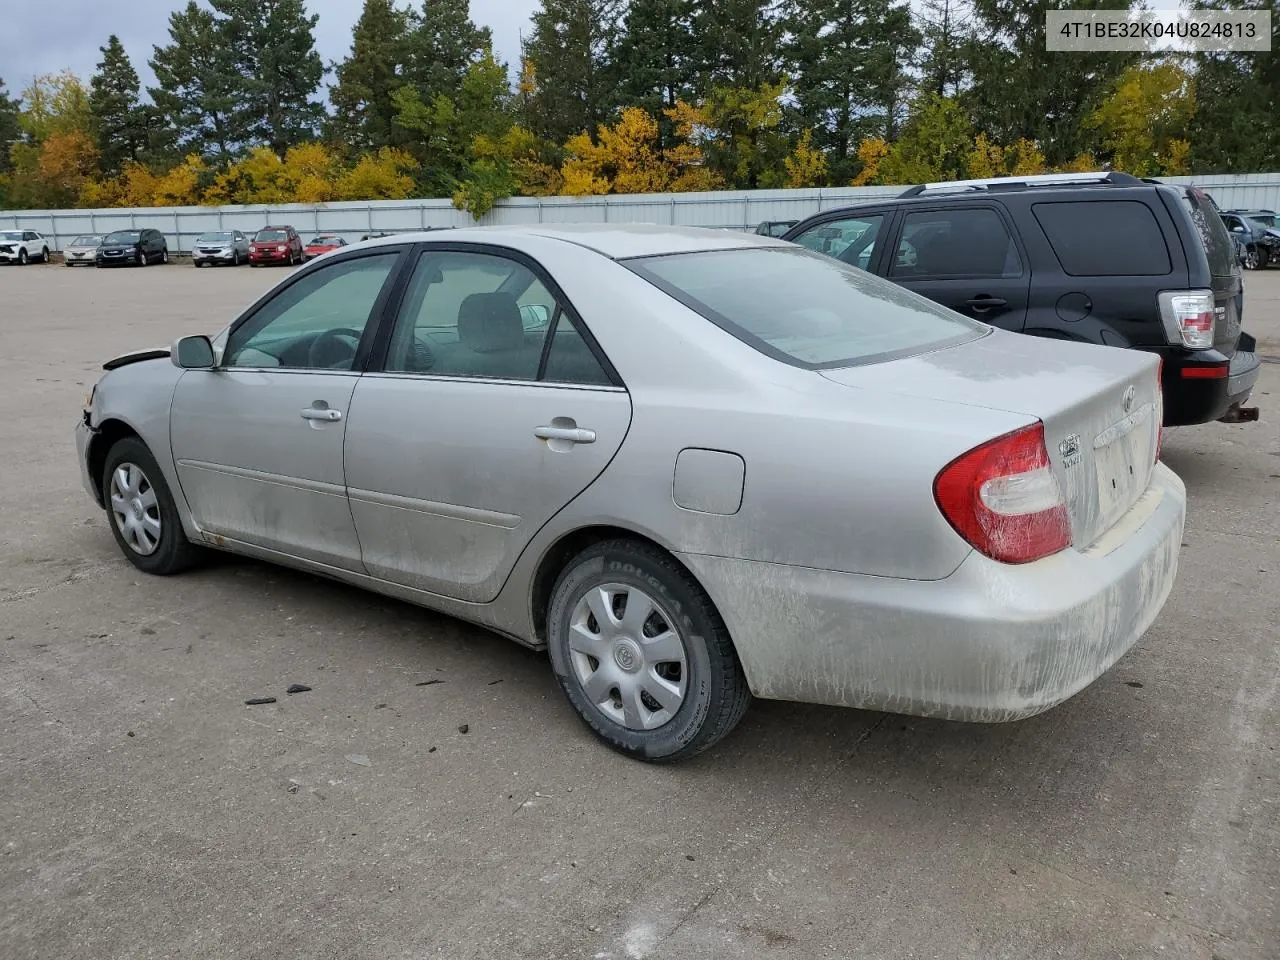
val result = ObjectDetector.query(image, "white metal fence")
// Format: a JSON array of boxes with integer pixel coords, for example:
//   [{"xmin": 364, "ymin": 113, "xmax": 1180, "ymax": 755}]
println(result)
[{"xmin": 3, "ymin": 174, "xmax": 1279, "ymax": 254}]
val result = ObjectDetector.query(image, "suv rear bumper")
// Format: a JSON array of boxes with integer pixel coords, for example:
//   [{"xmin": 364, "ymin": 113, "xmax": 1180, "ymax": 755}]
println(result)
[{"xmin": 1159, "ymin": 342, "xmax": 1260, "ymax": 426}]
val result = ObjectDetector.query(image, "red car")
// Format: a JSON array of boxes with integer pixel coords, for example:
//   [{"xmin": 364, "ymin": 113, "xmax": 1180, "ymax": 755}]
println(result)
[
  {"xmin": 249, "ymin": 225, "xmax": 303, "ymax": 266},
  {"xmin": 302, "ymin": 234, "xmax": 348, "ymax": 261}
]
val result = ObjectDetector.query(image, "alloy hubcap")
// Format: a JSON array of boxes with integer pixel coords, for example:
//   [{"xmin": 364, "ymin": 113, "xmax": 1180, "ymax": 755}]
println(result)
[
  {"xmin": 568, "ymin": 583, "xmax": 688, "ymax": 731},
  {"xmin": 109, "ymin": 462, "xmax": 161, "ymax": 556}
]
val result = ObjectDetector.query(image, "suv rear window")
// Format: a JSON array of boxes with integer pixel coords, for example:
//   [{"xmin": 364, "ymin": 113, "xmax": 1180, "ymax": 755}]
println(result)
[
  {"xmin": 1033, "ymin": 201, "xmax": 1171, "ymax": 276},
  {"xmin": 626, "ymin": 246, "xmax": 985, "ymax": 369}
]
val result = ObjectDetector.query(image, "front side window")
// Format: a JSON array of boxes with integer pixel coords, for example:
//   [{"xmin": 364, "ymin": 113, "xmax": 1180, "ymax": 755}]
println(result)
[
  {"xmin": 792, "ymin": 214, "xmax": 884, "ymax": 269},
  {"xmin": 223, "ymin": 253, "xmax": 399, "ymax": 370},
  {"xmin": 627, "ymin": 246, "xmax": 985, "ymax": 369},
  {"xmin": 384, "ymin": 250, "xmax": 612, "ymax": 384},
  {"xmin": 24, "ymin": 231, "xmax": 38, "ymax": 241},
  {"xmin": 891, "ymin": 208, "xmax": 1021, "ymax": 279}
]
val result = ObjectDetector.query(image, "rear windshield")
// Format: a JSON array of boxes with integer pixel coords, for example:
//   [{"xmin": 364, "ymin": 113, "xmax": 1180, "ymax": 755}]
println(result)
[
  {"xmin": 309, "ymin": 236, "xmax": 339, "ymax": 244},
  {"xmin": 1179, "ymin": 189, "xmax": 1236, "ymax": 277},
  {"xmin": 198, "ymin": 232, "xmax": 234, "ymax": 243},
  {"xmin": 256, "ymin": 230, "xmax": 287, "ymax": 241},
  {"xmin": 1033, "ymin": 200, "xmax": 1171, "ymax": 276},
  {"xmin": 104, "ymin": 231, "xmax": 140, "ymax": 242},
  {"xmin": 626, "ymin": 246, "xmax": 986, "ymax": 369}
]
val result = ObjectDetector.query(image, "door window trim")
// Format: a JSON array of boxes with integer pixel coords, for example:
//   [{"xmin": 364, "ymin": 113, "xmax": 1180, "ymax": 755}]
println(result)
[
  {"xmin": 364, "ymin": 240, "xmax": 625, "ymax": 389},
  {"xmin": 218, "ymin": 245, "xmax": 414, "ymax": 374},
  {"xmin": 886, "ymin": 202, "xmax": 1027, "ymax": 281}
]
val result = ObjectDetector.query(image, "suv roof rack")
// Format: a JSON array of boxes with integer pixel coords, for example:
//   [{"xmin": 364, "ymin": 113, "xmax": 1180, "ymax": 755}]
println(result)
[{"xmin": 898, "ymin": 170, "xmax": 1143, "ymax": 198}]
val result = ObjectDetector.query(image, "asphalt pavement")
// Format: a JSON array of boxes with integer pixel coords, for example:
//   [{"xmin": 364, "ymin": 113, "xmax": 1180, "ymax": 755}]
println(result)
[{"xmin": 1, "ymin": 259, "xmax": 1276, "ymax": 959}]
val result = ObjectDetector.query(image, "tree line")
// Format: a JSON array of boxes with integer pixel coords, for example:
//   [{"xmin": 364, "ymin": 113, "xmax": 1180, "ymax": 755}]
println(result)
[{"xmin": 0, "ymin": 0, "xmax": 1275, "ymax": 216}]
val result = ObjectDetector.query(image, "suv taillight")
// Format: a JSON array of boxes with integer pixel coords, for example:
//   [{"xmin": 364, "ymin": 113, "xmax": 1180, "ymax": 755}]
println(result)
[
  {"xmin": 934, "ymin": 422, "xmax": 1071, "ymax": 565},
  {"xmin": 1159, "ymin": 290, "xmax": 1215, "ymax": 349}
]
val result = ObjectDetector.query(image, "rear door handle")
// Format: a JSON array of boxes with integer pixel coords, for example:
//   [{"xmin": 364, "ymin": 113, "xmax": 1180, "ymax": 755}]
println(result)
[
  {"xmin": 534, "ymin": 425, "xmax": 596, "ymax": 444},
  {"xmin": 965, "ymin": 296, "xmax": 1007, "ymax": 310},
  {"xmin": 301, "ymin": 407, "xmax": 342, "ymax": 422}
]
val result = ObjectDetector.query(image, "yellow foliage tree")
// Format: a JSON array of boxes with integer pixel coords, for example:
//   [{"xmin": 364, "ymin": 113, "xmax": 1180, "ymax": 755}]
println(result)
[
  {"xmin": 203, "ymin": 144, "xmax": 342, "ymax": 205},
  {"xmin": 560, "ymin": 106, "xmax": 720, "ymax": 197},
  {"xmin": 851, "ymin": 138, "xmax": 890, "ymax": 186},
  {"xmin": 966, "ymin": 134, "xmax": 1005, "ymax": 179},
  {"xmin": 1057, "ymin": 151, "xmax": 1100, "ymax": 173},
  {"xmin": 1006, "ymin": 139, "xmax": 1047, "ymax": 176},
  {"xmin": 152, "ymin": 155, "xmax": 208, "ymax": 206},
  {"xmin": 334, "ymin": 147, "xmax": 418, "ymax": 201},
  {"xmin": 1086, "ymin": 62, "xmax": 1194, "ymax": 177},
  {"xmin": 784, "ymin": 129, "xmax": 827, "ymax": 188}
]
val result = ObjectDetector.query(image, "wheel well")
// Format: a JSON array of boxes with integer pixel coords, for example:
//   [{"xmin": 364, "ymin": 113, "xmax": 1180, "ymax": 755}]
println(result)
[
  {"xmin": 529, "ymin": 526, "xmax": 708, "ymax": 642},
  {"xmin": 87, "ymin": 419, "xmax": 140, "ymax": 505}
]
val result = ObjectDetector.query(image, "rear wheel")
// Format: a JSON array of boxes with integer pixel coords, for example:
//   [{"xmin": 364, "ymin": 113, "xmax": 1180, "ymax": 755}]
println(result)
[
  {"xmin": 547, "ymin": 540, "xmax": 750, "ymax": 761},
  {"xmin": 102, "ymin": 437, "xmax": 203, "ymax": 575}
]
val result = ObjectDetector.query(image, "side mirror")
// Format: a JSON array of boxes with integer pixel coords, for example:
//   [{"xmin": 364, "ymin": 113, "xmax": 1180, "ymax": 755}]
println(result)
[
  {"xmin": 172, "ymin": 335, "xmax": 215, "ymax": 369},
  {"xmin": 520, "ymin": 304, "xmax": 551, "ymax": 330},
  {"xmin": 1231, "ymin": 224, "xmax": 1246, "ymax": 233}
]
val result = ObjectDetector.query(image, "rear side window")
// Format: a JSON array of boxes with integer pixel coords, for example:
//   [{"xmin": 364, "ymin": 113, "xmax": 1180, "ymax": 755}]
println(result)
[
  {"xmin": 1033, "ymin": 201, "xmax": 1171, "ymax": 276},
  {"xmin": 1179, "ymin": 189, "xmax": 1236, "ymax": 277},
  {"xmin": 627, "ymin": 246, "xmax": 985, "ymax": 369}
]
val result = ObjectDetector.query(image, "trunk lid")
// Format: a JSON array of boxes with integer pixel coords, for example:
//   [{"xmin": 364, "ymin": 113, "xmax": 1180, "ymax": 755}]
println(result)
[{"xmin": 821, "ymin": 331, "xmax": 1162, "ymax": 550}]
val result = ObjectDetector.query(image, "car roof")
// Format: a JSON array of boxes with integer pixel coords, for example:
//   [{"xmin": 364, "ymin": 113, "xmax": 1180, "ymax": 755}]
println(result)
[{"xmin": 351, "ymin": 223, "xmax": 788, "ymax": 260}]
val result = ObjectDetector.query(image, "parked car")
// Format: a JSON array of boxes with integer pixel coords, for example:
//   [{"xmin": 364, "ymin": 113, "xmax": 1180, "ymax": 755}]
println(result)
[
  {"xmin": 63, "ymin": 234, "xmax": 103, "ymax": 266},
  {"xmin": 359, "ymin": 231, "xmax": 391, "ymax": 241},
  {"xmin": 303, "ymin": 234, "xmax": 348, "ymax": 261},
  {"xmin": 783, "ymin": 171, "xmax": 1260, "ymax": 426},
  {"xmin": 76, "ymin": 225, "xmax": 1185, "ymax": 761},
  {"xmin": 1226, "ymin": 207, "xmax": 1276, "ymax": 228},
  {"xmin": 96, "ymin": 229, "xmax": 169, "ymax": 267},
  {"xmin": 755, "ymin": 220, "xmax": 798, "ymax": 237},
  {"xmin": 1218, "ymin": 211, "xmax": 1280, "ymax": 269},
  {"xmin": 249, "ymin": 225, "xmax": 303, "ymax": 266},
  {"xmin": 192, "ymin": 230, "xmax": 250, "ymax": 267},
  {"xmin": 0, "ymin": 229, "xmax": 51, "ymax": 265}
]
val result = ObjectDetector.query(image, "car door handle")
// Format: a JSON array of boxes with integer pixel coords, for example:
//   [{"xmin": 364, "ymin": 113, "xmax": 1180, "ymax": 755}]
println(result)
[
  {"xmin": 965, "ymin": 296, "xmax": 1007, "ymax": 310},
  {"xmin": 534, "ymin": 425, "xmax": 596, "ymax": 444},
  {"xmin": 300, "ymin": 407, "xmax": 342, "ymax": 422}
]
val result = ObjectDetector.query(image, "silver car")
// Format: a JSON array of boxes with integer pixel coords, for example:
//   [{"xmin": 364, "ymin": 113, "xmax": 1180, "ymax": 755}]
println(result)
[
  {"xmin": 75, "ymin": 226, "xmax": 1186, "ymax": 761},
  {"xmin": 63, "ymin": 234, "xmax": 103, "ymax": 266},
  {"xmin": 192, "ymin": 230, "xmax": 250, "ymax": 267}
]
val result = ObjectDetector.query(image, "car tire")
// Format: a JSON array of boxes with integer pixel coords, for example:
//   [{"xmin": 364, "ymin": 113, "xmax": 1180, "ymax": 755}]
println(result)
[
  {"xmin": 161, "ymin": 247, "xmax": 169, "ymax": 264},
  {"xmin": 18, "ymin": 248, "xmax": 27, "ymax": 265},
  {"xmin": 40, "ymin": 247, "xmax": 49, "ymax": 263},
  {"xmin": 136, "ymin": 249, "xmax": 146, "ymax": 266},
  {"xmin": 546, "ymin": 539, "xmax": 751, "ymax": 762},
  {"xmin": 102, "ymin": 437, "xmax": 203, "ymax": 576}
]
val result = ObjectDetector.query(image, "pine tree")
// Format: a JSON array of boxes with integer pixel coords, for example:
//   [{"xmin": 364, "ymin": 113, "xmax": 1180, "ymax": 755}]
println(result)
[
  {"xmin": 329, "ymin": 0, "xmax": 414, "ymax": 151},
  {"xmin": 0, "ymin": 78, "xmax": 21, "ymax": 175},
  {"xmin": 150, "ymin": 1, "xmax": 240, "ymax": 159},
  {"xmin": 89, "ymin": 35, "xmax": 148, "ymax": 172},
  {"xmin": 212, "ymin": 0, "xmax": 326, "ymax": 157},
  {"xmin": 916, "ymin": 0, "xmax": 972, "ymax": 98},
  {"xmin": 964, "ymin": 0, "xmax": 1137, "ymax": 166},
  {"xmin": 405, "ymin": 0, "xmax": 493, "ymax": 105},
  {"xmin": 522, "ymin": 0, "xmax": 623, "ymax": 144},
  {"xmin": 611, "ymin": 0, "xmax": 698, "ymax": 145},
  {"xmin": 691, "ymin": 0, "xmax": 785, "ymax": 94},
  {"xmin": 787, "ymin": 0, "xmax": 919, "ymax": 182}
]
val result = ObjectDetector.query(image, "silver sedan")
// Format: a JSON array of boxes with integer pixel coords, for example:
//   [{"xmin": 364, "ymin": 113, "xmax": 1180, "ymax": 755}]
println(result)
[{"xmin": 75, "ymin": 226, "xmax": 1186, "ymax": 761}]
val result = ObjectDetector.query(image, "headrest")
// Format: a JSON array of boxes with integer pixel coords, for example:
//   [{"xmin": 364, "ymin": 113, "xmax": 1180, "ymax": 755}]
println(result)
[{"xmin": 458, "ymin": 293, "xmax": 524, "ymax": 353}]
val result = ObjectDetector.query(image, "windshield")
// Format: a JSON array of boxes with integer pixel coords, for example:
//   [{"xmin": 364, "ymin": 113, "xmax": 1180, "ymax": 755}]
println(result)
[
  {"xmin": 1246, "ymin": 217, "xmax": 1274, "ymax": 233},
  {"xmin": 104, "ymin": 231, "xmax": 140, "ymax": 242},
  {"xmin": 0, "ymin": 231, "xmax": 22, "ymax": 241},
  {"xmin": 626, "ymin": 246, "xmax": 985, "ymax": 369},
  {"xmin": 256, "ymin": 230, "xmax": 287, "ymax": 242},
  {"xmin": 71, "ymin": 236, "xmax": 99, "ymax": 246},
  {"xmin": 197, "ymin": 232, "xmax": 234, "ymax": 243}
]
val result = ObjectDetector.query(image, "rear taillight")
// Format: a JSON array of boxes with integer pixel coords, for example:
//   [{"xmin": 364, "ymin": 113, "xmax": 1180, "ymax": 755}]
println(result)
[
  {"xmin": 1158, "ymin": 290, "xmax": 1215, "ymax": 349},
  {"xmin": 934, "ymin": 422, "xmax": 1071, "ymax": 565}
]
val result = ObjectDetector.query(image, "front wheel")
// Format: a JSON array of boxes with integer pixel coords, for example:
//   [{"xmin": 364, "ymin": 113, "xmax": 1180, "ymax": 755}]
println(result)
[
  {"xmin": 161, "ymin": 247, "xmax": 169, "ymax": 264},
  {"xmin": 17, "ymin": 249, "xmax": 27, "ymax": 265},
  {"xmin": 136, "ymin": 249, "xmax": 146, "ymax": 266},
  {"xmin": 39, "ymin": 247, "xmax": 49, "ymax": 263},
  {"xmin": 102, "ymin": 437, "xmax": 203, "ymax": 575},
  {"xmin": 546, "ymin": 540, "xmax": 750, "ymax": 761}
]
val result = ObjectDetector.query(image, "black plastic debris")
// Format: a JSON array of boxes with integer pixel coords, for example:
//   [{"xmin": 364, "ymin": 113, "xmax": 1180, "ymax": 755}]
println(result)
[
  {"xmin": 286, "ymin": 684, "xmax": 311, "ymax": 695},
  {"xmin": 458, "ymin": 724, "xmax": 469, "ymax": 734},
  {"xmin": 245, "ymin": 697, "xmax": 277, "ymax": 705},
  {"xmin": 415, "ymin": 679, "xmax": 445, "ymax": 686}
]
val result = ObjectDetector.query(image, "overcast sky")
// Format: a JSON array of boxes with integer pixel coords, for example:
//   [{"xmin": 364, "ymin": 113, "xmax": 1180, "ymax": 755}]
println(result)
[{"xmin": 0, "ymin": 0, "xmax": 538, "ymax": 97}]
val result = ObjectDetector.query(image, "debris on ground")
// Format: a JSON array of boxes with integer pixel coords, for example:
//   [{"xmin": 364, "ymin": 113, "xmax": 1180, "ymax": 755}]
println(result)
[
  {"xmin": 458, "ymin": 724, "xmax": 469, "ymax": 734},
  {"xmin": 428, "ymin": 746, "xmax": 437, "ymax": 753},
  {"xmin": 244, "ymin": 697, "xmax": 277, "ymax": 705},
  {"xmin": 286, "ymin": 683, "xmax": 311, "ymax": 695},
  {"xmin": 415, "ymin": 679, "xmax": 445, "ymax": 686},
  {"xmin": 487, "ymin": 679, "xmax": 503, "ymax": 685},
  {"xmin": 345, "ymin": 754, "xmax": 372, "ymax": 766}
]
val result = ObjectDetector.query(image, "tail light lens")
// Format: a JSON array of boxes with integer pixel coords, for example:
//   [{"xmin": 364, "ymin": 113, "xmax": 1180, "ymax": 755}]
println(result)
[
  {"xmin": 934, "ymin": 422, "xmax": 1071, "ymax": 565},
  {"xmin": 1158, "ymin": 290, "xmax": 1215, "ymax": 349}
]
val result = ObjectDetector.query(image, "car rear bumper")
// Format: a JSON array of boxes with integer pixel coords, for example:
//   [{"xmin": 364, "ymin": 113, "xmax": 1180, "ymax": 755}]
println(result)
[
  {"xmin": 678, "ymin": 463, "xmax": 1185, "ymax": 722},
  {"xmin": 1159, "ymin": 343, "xmax": 1260, "ymax": 425}
]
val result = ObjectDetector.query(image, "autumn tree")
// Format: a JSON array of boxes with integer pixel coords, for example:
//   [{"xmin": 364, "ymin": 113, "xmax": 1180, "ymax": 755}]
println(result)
[
  {"xmin": 522, "ymin": 0, "xmax": 623, "ymax": 143},
  {"xmin": 17, "ymin": 71, "xmax": 93, "ymax": 142},
  {"xmin": 335, "ymin": 147, "xmax": 420, "ymax": 200},
  {"xmin": 787, "ymin": 0, "xmax": 919, "ymax": 182},
  {"xmin": 560, "ymin": 105, "xmax": 719, "ymax": 196},
  {"xmin": 328, "ymin": 0, "xmax": 414, "ymax": 152},
  {"xmin": 671, "ymin": 82, "xmax": 790, "ymax": 188},
  {"xmin": 0, "ymin": 78, "xmax": 22, "ymax": 177},
  {"xmin": 89, "ymin": 35, "xmax": 149, "ymax": 172},
  {"xmin": 1087, "ymin": 62, "xmax": 1194, "ymax": 176},
  {"xmin": 868, "ymin": 93, "xmax": 973, "ymax": 185},
  {"xmin": 150, "ymin": 2, "xmax": 240, "ymax": 159}
]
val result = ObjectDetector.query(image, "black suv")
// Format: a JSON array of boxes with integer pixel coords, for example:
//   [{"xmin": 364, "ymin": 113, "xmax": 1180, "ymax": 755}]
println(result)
[
  {"xmin": 96, "ymin": 228, "xmax": 169, "ymax": 267},
  {"xmin": 783, "ymin": 172, "xmax": 1260, "ymax": 426}
]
